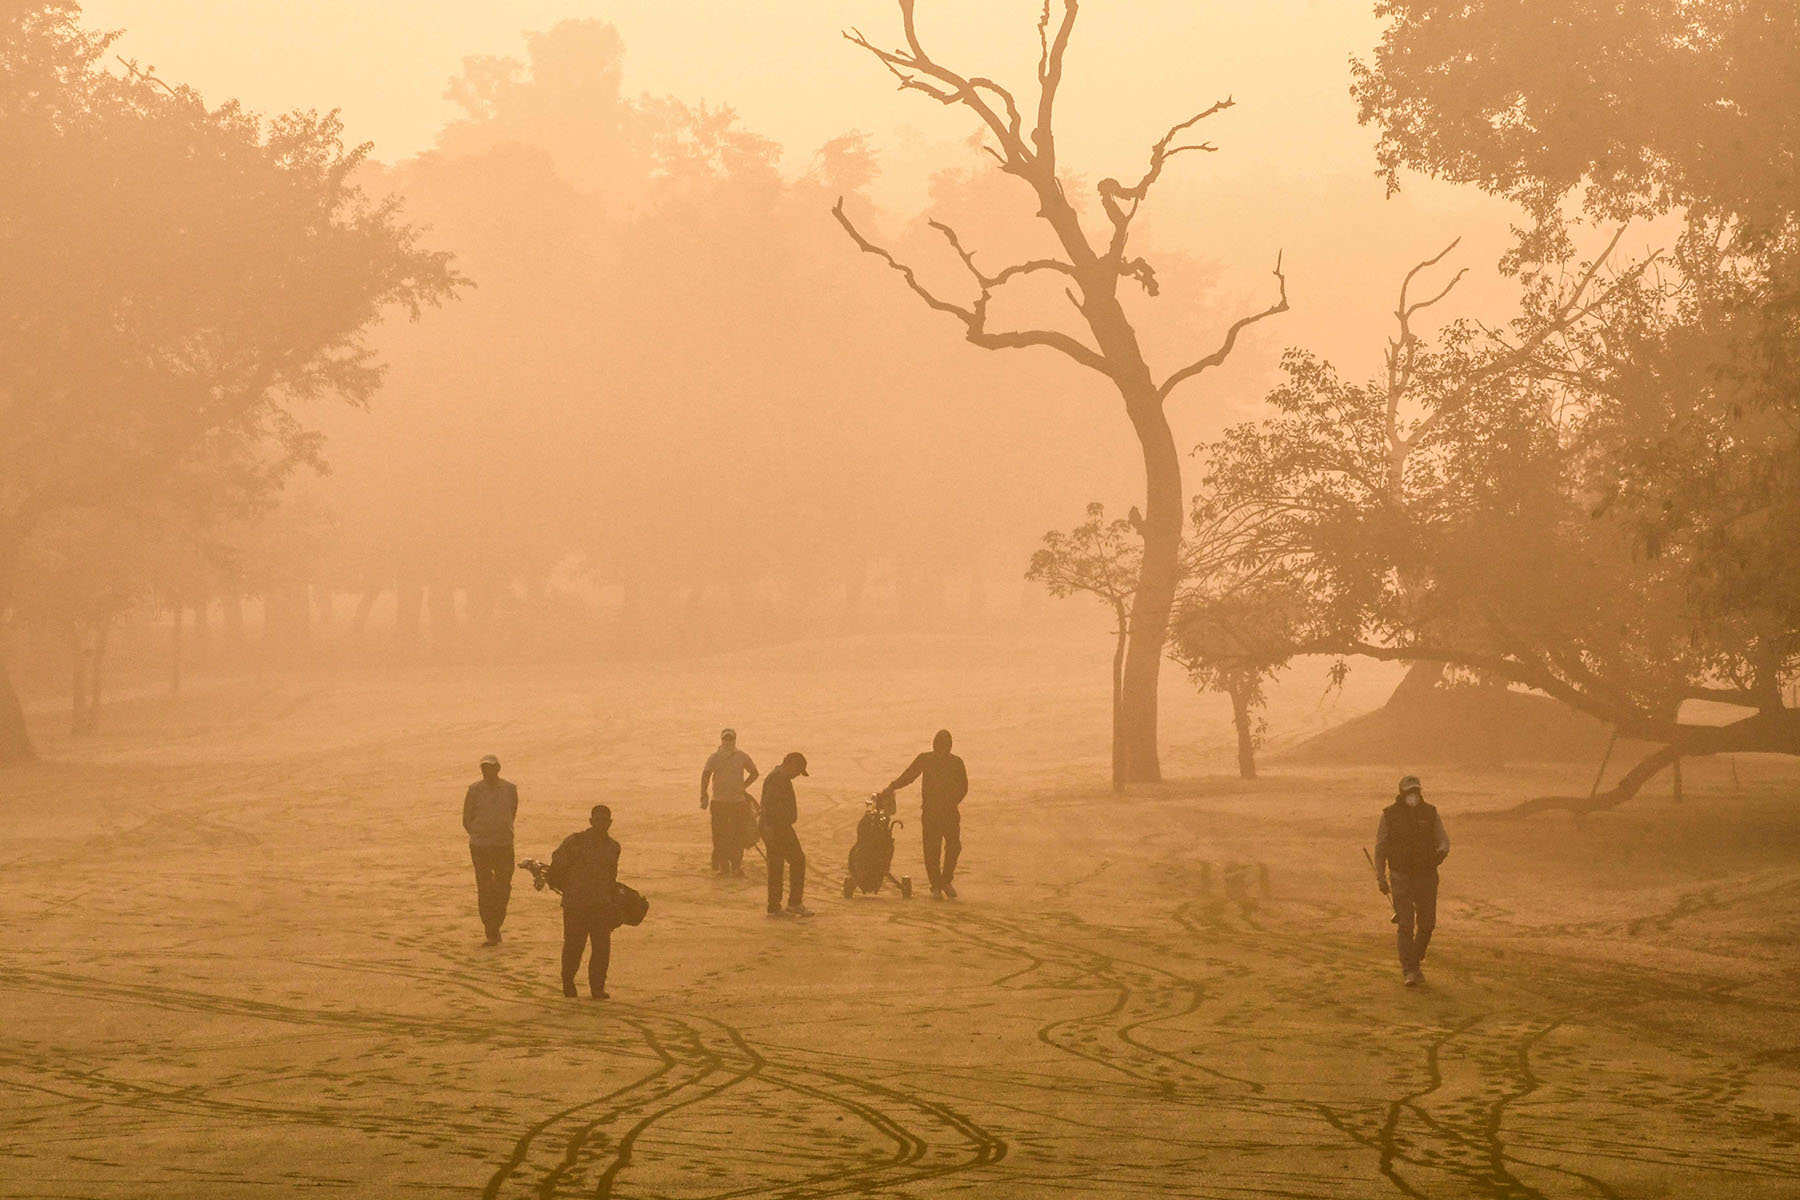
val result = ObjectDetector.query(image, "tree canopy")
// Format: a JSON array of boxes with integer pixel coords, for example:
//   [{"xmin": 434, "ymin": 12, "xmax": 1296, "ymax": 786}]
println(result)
[
  {"xmin": 0, "ymin": 1, "xmax": 460, "ymax": 758},
  {"xmin": 1202, "ymin": 0, "xmax": 1800, "ymax": 807}
]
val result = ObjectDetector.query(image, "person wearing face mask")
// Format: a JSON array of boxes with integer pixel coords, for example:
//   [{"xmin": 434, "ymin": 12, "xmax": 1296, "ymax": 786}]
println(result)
[{"xmin": 1373, "ymin": 774, "xmax": 1450, "ymax": 986}]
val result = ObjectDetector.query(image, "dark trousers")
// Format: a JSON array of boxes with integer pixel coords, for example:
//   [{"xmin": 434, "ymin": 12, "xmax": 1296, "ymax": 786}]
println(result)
[
  {"xmin": 710, "ymin": 801, "xmax": 749, "ymax": 871},
  {"xmin": 470, "ymin": 843, "xmax": 514, "ymax": 936},
  {"xmin": 1390, "ymin": 869, "xmax": 1438, "ymax": 972},
  {"xmin": 765, "ymin": 824, "xmax": 805, "ymax": 911},
  {"xmin": 562, "ymin": 907, "xmax": 613, "ymax": 994},
  {"xmin": 922, "ymin": 807, "xmax": 961, "ymax": 891}
]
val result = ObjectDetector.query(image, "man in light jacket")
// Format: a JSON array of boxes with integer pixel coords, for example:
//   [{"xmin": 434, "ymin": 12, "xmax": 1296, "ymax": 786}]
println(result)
[{"xmin": 462, "ymin": 753, "xmax": 519, "ymax": 946}]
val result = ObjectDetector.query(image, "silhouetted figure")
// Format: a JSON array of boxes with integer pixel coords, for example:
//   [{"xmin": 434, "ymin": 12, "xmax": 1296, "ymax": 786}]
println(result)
[
  {"xmin": 1374, "ymin": 774, "xmax": 1450, "ymax": 986},
  {"xmin": 761, "ymin": 752, "xmax": 812, "ymax": 918},
  {"xmin": 463, "ymin": 754, "xmax": 519, "ymax": 945},
  {"xmin": 883, "ymin": 730, "xmax": 968, "ymax": 899},
  {"xmin": 701, "ymin": 728, "xmax": 759, "ymax": 876},
  {"xmin": 550, "ymin": 804, "xmax": 621, "ymax": 999}
]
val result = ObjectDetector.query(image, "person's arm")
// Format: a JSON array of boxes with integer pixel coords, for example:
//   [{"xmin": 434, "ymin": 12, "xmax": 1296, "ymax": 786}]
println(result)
[
  {"xmin": 1434, "ymin": 813, "xmax": 1450, "ymax": 865},
  {"xmin": 508, "ymin": 782, "xmax": 519, "ymax": 821},
  {"xmin": 887, "ymin": 754, "xmax": 927, "ymax": 794},
  {"xmin": 950, "ymin": 757, "xmax": 968, "ymax": 805},
  {"xmin": 700, "ymin": 755, "xmax": 715, "ymax": 808},
  {"xmin": 1373, "ymin": 811, "xmax": 1391, "ymax": 893},
  {"xmin": 743, "ymin": 755, "xmax": 759, "ymax": 790},
  {"xmin": 462, "ymin": 785, "xmax": 476, "ymax": 834}
]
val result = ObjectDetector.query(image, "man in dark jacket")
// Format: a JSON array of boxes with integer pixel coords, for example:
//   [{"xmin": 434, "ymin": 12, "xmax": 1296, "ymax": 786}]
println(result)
[
  {"xmin": 883, "ymin": 730, "xmax": 968, "ymax": 899},
  {"xmin": 462, "ymin": 754, "xmax": 519, "ymax": 946},
  {"xmin": 549, "ymin": 804, "xmax": 622, "ymax": 999},
  {"xmin": 760, "ymin": 752, "xmax": 813, "ymax": 918},
  {"xmin": 1373, "ymin": 774, "xmax": 1451, "ymax": 986}
]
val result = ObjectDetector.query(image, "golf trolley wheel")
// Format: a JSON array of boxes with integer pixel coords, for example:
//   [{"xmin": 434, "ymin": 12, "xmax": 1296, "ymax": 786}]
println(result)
[
  {"xmin": 899, "ymin": 876, "xmax": 913, "ymax": 900},
  {"xmin": 842, "ymin": 875, "xmax": 856, "ymax": 900}
]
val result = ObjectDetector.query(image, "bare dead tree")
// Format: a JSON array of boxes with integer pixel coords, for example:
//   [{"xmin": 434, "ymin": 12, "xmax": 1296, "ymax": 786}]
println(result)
[{"xmin": 835, "ymin": 0, "xmax": 1286, "ymax": 784}]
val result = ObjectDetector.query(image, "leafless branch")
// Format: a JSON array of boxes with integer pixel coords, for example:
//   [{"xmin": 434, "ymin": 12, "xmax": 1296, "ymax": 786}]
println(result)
[
  {"xmin": 1404, "ymin": 225, "xmax": 1639, "ymax": 449},
  {"xmin": 1097, "ymin": 98, "xmax": 1234, "ymax": 264},
  {"xmin": 1156, "ymin": 252, "xmax": 1288, "ymax": 402},
  {"xmin": 926, "ymin": 219, "xmax": 1076, "ymax": 288},
  {"xmin": 833, "ymin": 199, "xmax": 1110, "ymax": 376},
  {"xmin": 1033, "ymin": 0, "xmax": 1080, "ymax": 166}
]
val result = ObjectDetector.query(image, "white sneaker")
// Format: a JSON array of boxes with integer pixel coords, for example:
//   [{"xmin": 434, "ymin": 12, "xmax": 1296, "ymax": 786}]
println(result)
[{"xmin": 785, "ymin": 905, "xmax": 814, "ymax": 918}]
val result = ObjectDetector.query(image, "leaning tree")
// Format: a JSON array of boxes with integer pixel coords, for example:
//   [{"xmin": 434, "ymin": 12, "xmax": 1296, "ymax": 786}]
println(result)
[
  {"xmin": 834, "ymin": 0, "xmax": 1286, "ymax": 783},
  {"xmin": 1260, "ymin": 0, "xmax": 1800, "ymax": 808}
]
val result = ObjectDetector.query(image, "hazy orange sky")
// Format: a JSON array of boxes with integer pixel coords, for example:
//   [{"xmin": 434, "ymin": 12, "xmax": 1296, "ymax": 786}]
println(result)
[
  {"xmin": 78, "ymin": 0, "xmax": 1530, "ymax": 377},
  {"xmin": 84, "ymin": 2, "xmax": 1386, "ymax": 179}
]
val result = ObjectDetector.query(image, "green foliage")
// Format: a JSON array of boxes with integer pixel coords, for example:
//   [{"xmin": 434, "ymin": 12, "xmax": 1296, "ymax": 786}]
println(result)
[
  {"xmin": 0, "ymin": 2, "xmax": 460, "ymax": 545},
  {"xmin": 1025, "ymin": 503, "xmax": 1140, "ymax": 620},
  {"xmin": 1355, "ymin": 0, "xmax": 1800, "ymax": 233},
  {"xmin": 1210, "ymin": 0, "xmax": 1800, "ymax": 760}
]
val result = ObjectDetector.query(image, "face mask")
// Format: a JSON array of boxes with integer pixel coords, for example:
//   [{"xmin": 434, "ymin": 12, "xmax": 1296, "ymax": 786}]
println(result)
[{"xmin": 1404, "ymin": 792, "xmax": 1421, "ymax": 806}]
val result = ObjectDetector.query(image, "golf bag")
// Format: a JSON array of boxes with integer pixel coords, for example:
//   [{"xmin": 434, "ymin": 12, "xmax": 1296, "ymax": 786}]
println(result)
[
  {"xmin": 843, "ymin": 792, "xmax": 913, "ymax": 899},
  {"xmin": 518, "ymin": 858, "xmax": 650, "ymax": 927}
]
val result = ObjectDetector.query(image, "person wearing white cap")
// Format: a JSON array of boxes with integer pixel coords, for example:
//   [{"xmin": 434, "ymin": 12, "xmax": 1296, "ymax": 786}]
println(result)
[
  {"xmin": 1373, "ymin": 774, "xmax": 1450, "ymax": 986},
  {"xmin": 700, "ymin": 728, "xmax": 759, "ymax": 876},
  {"xmin": 463, "ymin": 754, "xmax": 520, "ymax": 946}
]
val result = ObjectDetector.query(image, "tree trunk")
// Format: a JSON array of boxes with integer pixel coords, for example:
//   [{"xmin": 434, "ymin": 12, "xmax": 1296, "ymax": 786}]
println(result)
[
  {"xmin": 0, "ymin": 659, "xmax": 33, "ymax": 763},
  {"xmin": 1509, "ymin": 710, "xmax": 1800, "ymax": 815},
  {"xmin": 395, "ymin": 577, "xmax": 425, "ymax": 645},
  {"xmin": 169, "ymin": 604, "xmax": 184, "ymax": 695},
  {"xmin": 1110, "ymin": 605, "xmax": 1128, "ymax": 793},
  {"xmin": 1387, "ymin": 660, "xmax": 1446, "ymax": 707},
  {"xmin": 351, "ymin": 584, "xmax": 378, "ymax": 635},
  {"xmin": 842, "ymin": 559, "xmax": 866, "ymax": 632},
  {"xmin": 87, "ymin": 621, "xmax": 110, "ymax": 734},
  {"xmin": 0, "ymin": 542, "xmax": 35, "ymax": 763},
  {"xmin": 1117, "ymin": 398, "xmax": 1183, "ymax": 784},
  {"xmin": 1231, "ymin": 685, "xmax": 1258, "ymax": 780},
  {"xmin": 70, "ymin": 623, "xmax": 88, "ymax": 736},
  {"xmin": 222, "ymin": 594, "xmax": 245, "ymax": 644}
]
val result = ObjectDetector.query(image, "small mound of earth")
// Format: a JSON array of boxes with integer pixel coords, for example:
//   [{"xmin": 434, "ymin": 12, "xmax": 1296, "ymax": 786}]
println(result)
[{"xmin": 1275, "ymin": 684, "xmax": 1626, "ymax": 767}]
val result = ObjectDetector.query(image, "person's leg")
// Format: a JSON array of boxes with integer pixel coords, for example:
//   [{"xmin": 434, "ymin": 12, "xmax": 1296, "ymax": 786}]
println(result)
[
  {"xmin": 921, "ymin": 814, "xmax": 944, "ymax": 893},
  {"xmin": 1390, "ymin": 872, "xmax": 1419, "ymax": 974},
  {"xmin": 940, "ymin": 810, "xmax": 962, "ymax": 888},
  {"xmin": 726, "ymin": 802, "xmax": 747, "ymax": 872},
  {"xmin": 766, "ymin": 830, "xmax": 786, "ymax": 912},
  {"xmin": 491, "ymin": 843, "xmax": 514, "ymax": 932},
  {"xmin": 561, "ymin": 908, "xmax": 586, "ymax": 995},
  {"xmin": 788, "ymin": 836, "xmax": 806, "ymax": 908},
  {"xmin": 472, "ymin": 845, "xmax": 508, "ymax": 937},
  {"xmin": 1413, "ymin": 872, "xmax": 1439, "ymax": 965},
  {"xmin": 470, "ymin": 845, "xmax": 493, "ymax": 932},
  {"xmin": 590, "ymin": 926, "xmax": 612, "ymax": 996},
  {"xmin": 710, "ymin": 803, "xmax": 729, "ymax": 872}
]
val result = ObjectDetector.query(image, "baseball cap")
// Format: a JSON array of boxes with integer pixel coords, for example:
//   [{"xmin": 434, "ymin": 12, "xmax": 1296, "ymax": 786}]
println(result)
[
  {"xmin": 480, "ymin": 754, "xmax": 500, "ymax": 767},
  {"xmin": 721, "ymin": 728, "xmax": 736, "ymax": 740},
  {"xmin": 783, "ymin": 751, "xmax": 809, "ymax": 776},
  {"xmin": 1398, "ymin": 774, "xmax": 1421, "ymax": 794}
]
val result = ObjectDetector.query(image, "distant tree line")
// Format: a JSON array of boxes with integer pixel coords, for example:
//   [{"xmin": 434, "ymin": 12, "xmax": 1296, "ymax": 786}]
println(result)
[{"xmin": 0, "ymin": 2, "xmax": 459, "ymax": 759}]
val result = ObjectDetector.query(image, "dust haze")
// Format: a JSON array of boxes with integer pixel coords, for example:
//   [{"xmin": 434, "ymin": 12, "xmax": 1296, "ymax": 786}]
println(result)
[{"xmin": 4, "ymin": 2, "xmax": 1798, "ymax": 1197}]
